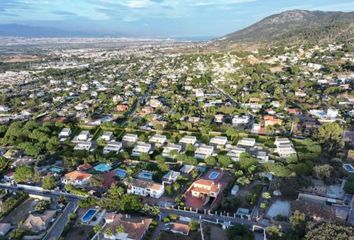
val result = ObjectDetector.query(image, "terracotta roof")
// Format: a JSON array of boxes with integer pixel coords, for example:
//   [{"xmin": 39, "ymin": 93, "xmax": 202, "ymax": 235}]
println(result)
[
  {"xmin": 65, "ymin": 170, "xmax": 92, "ymax": 181},
  {"xmin": 77, "ymin": 163, "xmax": 92, "ymax": 171},
  {"xmin": 171, "ymin": 222, "xmax": 190, "ymax": 235},
  {"xmin": 104, "ymin": 214, "xmax": 152, "ymax": 240}
]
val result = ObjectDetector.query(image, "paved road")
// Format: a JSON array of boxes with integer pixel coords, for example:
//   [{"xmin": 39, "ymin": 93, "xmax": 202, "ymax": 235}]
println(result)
[{"xmin": 44, "ymin": 200, "xmax": 78, "ymax": 240}]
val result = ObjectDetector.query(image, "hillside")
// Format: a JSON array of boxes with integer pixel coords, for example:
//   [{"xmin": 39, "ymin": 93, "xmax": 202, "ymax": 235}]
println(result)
[{"xmin": 221, "ymin": 10, "xmax": 354, "ymax": 44}]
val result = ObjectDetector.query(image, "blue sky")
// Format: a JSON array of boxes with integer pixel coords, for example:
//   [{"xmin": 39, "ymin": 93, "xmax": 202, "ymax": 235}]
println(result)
[{"xmin": 1, "ymin": 0, "xmax": 354, "ymax": 38}]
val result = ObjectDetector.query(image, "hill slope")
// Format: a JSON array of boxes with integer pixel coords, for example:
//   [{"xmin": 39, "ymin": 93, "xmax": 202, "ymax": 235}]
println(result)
[{"xmin": 221, "ymin": 10, "xmax": 354, "ymax": 44}]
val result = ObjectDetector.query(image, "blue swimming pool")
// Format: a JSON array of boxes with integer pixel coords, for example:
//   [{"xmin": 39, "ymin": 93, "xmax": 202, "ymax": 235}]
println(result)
[
  {"xmin": 94, "ymin": 163, "xmax": 112, "ymax": 172},
  {"xmin": 138, "ymin": 171, "xmax": 153, "ymax": 180},
  {"xmin": 81, "ymin": 209, "xmax": 97, "ymax": 223},
  {"xmin": 208, "ymin": 171, "xmax": 219, "ymax": 180},
  {"xmin": 115, "ymin": 168, "xmax": 127, "ymax": 178}
]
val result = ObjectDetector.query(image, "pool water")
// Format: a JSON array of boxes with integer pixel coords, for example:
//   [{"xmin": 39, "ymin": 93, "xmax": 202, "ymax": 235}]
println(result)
[
  {"xmin": 94, "ymin": 163, "xmax": 112, "ymax": 172},
  {"xmin": 208, "ymin": 171, "xmax": 219, "ymax": 180},
  {"xmin": 82, "ymin": 209, "xmax": 97, "ymax": 223},
  {"xmin": 138, "ymin": 171, "xmax": 153, "ymax": 180}
]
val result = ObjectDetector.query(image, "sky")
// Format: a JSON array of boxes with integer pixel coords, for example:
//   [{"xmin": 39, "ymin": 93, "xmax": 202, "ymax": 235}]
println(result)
[{"xmin": 1, "ymin": 0, "xmax": 354, "ymax": 39}]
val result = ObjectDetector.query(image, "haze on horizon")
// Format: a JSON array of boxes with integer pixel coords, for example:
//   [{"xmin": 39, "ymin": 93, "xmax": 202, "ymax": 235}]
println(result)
[{"xmin": 1, "ymin": 0, "xmax": 354, "ymax": 39}]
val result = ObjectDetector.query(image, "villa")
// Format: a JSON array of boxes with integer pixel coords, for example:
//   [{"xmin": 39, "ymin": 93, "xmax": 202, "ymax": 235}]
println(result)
[
  {"xmin": 195, "ymin": 145, "xmax": 214, "ymax": 159},
  {"xmin": 122, "ymin": 133, "xmax": 138, "ymax": 145},
  {"xmin": 132, "ymin": 142, "xmax": 152, "ymax": 157},
  {"xmin": 76, "ymin": 130, "xmax": 90, "ymax": 141},
  {"xmin": 103, "ymin": 141, "xmax": 122, "ymax": 154},
  {"xmin": 149, "ymin": 134, "xmax": 167, "ymax": 146},
  {"xmin": 209, "ymin": 136, "xmax": 228, "ymax": 147},
  {"xmin": 162, "ymin": 170, "xmax": 181, "ymax": 184},
  {"xmin": 100, "ymin": 131, "xmax": 113, "ymax": 141},
  {"xmin": 127, "ymin": 178, "xmax": 164, "ymax": 198},
  {"xmin": 62, "ymin": 170, "xmax": 92, "ymax": 186},
  {"xmin": 274, "ymin": 137, "xmax": 297, "ymax": 158},
  {"xmin": 227, "ymin": 147, "xmax": 246, "ymax": 161},
  {"xmin": 237, "ymin": 138, "xmax": 256, "ymax": 148},
  {"xmin": 59, "ymin": 128, "xmax": 71, "ymax": 139},
  {"xmin": 179, "ymin": 135, "xmax": 197, "ymax": 145},
  {"xmin": 74, "ymin": 141, "xmax": 93, "ymax": 151},
  {"xmin": 162, "ymin": 144, "xmax": 182, "ymax": 158}
]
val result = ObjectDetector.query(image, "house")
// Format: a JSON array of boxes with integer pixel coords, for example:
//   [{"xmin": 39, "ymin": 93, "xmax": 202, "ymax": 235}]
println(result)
[
  {"xmin": 62, "ymin": 170, "xmax": 92, "ymax": 186},
  {"xmin": 162, "ymin": 170, "xmax": 180, "ymax": 184},
  {"xmin": 59, "ymin": 128, "xmax": 71, "ymax": 139},
  {"xmin": 139, "ymin": 106, "xmax": 154, "ymax": 116},
  {"xmin": 180, "ymin": 165, "xmax": 195, "ymax": 174},
  {"xmin": 179, "ymin": 135, "xmax": 197, "ymax": 145},
  {"xmin": 264, "ymin": 115, "xmax": 282, "ymax": 127},
  {"xmin": 227, "ymin": 147, "xmax": 246, "ymax": 161},
  {"xmin": 195, "ymin": 145, "xmax": 214, "ymax": 159},
  {"xmin": 132, "ymin": 142, "xmax": 152, "ymax": 157},
  {"xmin": 214, "ymin": 114, "xmax": 224, "ymax": 123},
  {"xmin": 103, "ymin": 213, "xmax": 152, "ymax": 240},
  {"xmin": 209, "ymin": 136, "xmax": 228, "ymax": 147},
  {"xmin": 127, "ymin": 178, "xmax": 164, "ymax": 198},
  {"xmin": 162, "ymin": 144, "xmax": 182, "ymax": 158},
  {"xmin": 103, "ymin": 141, "xmax": 122, "ymax": 154},
  {"xmin": 274, "ymin": 138, "xmax": 296, "ymax": 158},
  {"xmin": 237, "ymin": 138, "xmax": 256, "ymax": 148},
  {"xmin": 0, "ymin": 223, "xmax": 11, "ymax": 236},
  {"xmin": 122, "ymin": 134, "xmax": 138, "ymax": 145},
  {"xmin": 100, "ymin": 131, "xmax": 113, "ymax": 141},
  {"xmin": 23, "ymin": 210, "xmax": 56, "ymax": 233},
  {"xmin": 169, "ymin": 222, "xmax": 190, "ymax": 236},
  {"xmin": 149, "ymin": 134, "xmax": 167, "ymax": 146},
  {"xmin": 74, "ymin": 141, "xmax": 93, "ymax": 151},
  {"xmin": 76, "ymin": 130, "xmax": 90, "ymax": 141},
  {"xmin": 232, "ymin": 115, "xmax": 250, "ymax": 126}
]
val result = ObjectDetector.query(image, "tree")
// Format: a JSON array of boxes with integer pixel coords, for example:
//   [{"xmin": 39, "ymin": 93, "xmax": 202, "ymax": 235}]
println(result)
[
  {"xmin": 116, "ymin": 224, "xmax": 124, "ymax": 233},
  {"xmin": 13, "ymin": 166, "xmax": 33, "ymax": 183},
  {"xmin": 205, "ymin": 156, "xmax": 217, "ymax": 166},
  {"xmin": 317, "ymin": 122, "xmax": 343, "ymax": 153},
  {"xmin": 42, "ymin": 175, "xmax": 56, "ymax": 190},
  {"xmin": 139, "ymin": 153, "xmax": 151, "ymax": 161},
  {"xmin": 305, "ymin": 223, "xmax": 354, "ymax": 240},
  {"xmin": 189, "ymin": 220, "xmax": 199, "ymax": 231},
  {"xmin": 218, "ymin": 155, "xmax": 232, "ymax": 168},
  {"xmin": 104, "ymin": 227, "xmax": 113, "ymax": 236},
  {"xmin": 344, "ymin": 175, "xmax": 354, "ymax": 194},
  {"xmin": 227, "ymin": 224, "xmax": 254, "ymax": 240},
  {"xmin": 93, "ymin": 224, "xmax": 102, "ymax": 233},
  {"xmin": 290, "ymin": 210, "xmax": 306, "ymax": 237},
  {"xmin": 0, "ymin": 157, "xmax": 9, "ymax": 171},
  {"xmin": 313, "ymin": 164, "xmax": 333, "ymax": 183}
]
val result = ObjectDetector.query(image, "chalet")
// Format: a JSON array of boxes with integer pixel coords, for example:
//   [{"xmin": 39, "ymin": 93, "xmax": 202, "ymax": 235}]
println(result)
[
  {"xmin": 232, "ymin": 115, "xmax": 250, "ymax": 126},
  {"xmin": 103, "ymin": 213, "xmax": 152, "ymax": 240},
  {"xmin": 23, "ymin": 210, "xmax": 56, "ymax": 233},
  {"xmin": 264, "ymin": 115, "xmax": 282, "ymax": 127},
  {"xmin": 116, "ymin": 104, "xmax": 129, "ymax": 112},
  {"xmin": 59, "ymin": 128, "xmax": 71, "ymax": 139},
  {"xmin": 132, "ymin": 142, "xmax": 152, "ymax": 157},
  {"xmin": 179, "ymin": 135, "xmax": 197, "ymax": 145},
  {"xmin": 274, "ymin": 138, "xmax": 296, "ymax": 158},
  {"xmin": 162, "ymin": 144, "xmax": 182, "ymax": 158},
  {"xmin": 100, "ymin": 131, "xmax": 113, "ymax": 142},
  {"xmin": 209, "ymin": 136, "xmax": 228, "ymax": 147},
  {"xmin": 74, "ymin": 141, "xmax": 93, "ymax": 151},
  {"xmin": 237, "ymin": 138, "xmax": 256, "ymax": 148},
  {"xmin": 103, "ymin": 141, "xmax": 122, "ymax": 154},
  {"xmin": 127, "ymin": 178, "xmax": 164, "ymax": 198},
  {"xmin": 122, "ymin": 133, "xmax": 138, "ymax": 146},
  {"xmin": 62, "ymin": 170, "xmax": 92, "ymax": 186},
  {"xmin": 162, "ymin": 170, "xmax": 180, "ymax": 184},
  {"xmin": 227, "ymin": 147, "xmax": 246, "ymax": 161},
  {"xmin": 76, "ymin": 130, "xmax": 90, "ymax": 141},
  {"xmin": 149, "ymin": 134, "xmax": 167, "ymax": 146},
  {"xmin": 195, "ymin": 145, "xmax": 214, "ymax": 159}
]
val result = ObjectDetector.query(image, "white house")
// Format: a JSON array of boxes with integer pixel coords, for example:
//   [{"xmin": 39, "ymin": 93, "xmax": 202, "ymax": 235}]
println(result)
[
  {"xmin": 210, "ymin": 136, "xmax": 228, "ymax": 147},
  {"xmin": 237, "ymin": 138, "xmax": 256, "ymax": 148},
  {"xmin": 122, "ymin": 133, "xmax": 138, "ymax": 145},
  {"xmin": 127, "ymin": 178, "xmax": 164, "ymax": 198},
  {"xmin": 59, "ymin": 128, "xmax": 71, "ymax": 139},
  {"xmin": 100, "ymin": 131, "xmax": 113, "ymax": 142},
  {"xmin": 179, "ymin": 135, "xmax": 197, "ymax": 145},
  {"xmin": 62, "ymin": 170, "xmax": 92, "ymax": 186},
  {"xmin": 76, "ymin": 131, "xmax": 90, "ymax": 141},
  {"xmin": 103, "ymin": 141, "xmax": 122, "ymax": 154},
  {"xmin": 149, "ymin": 134, "xmax": 167, "ymax": 146},
  {"xmin": 162, "ymin": 144, "xmax": 182, "ymax": 158},
  {"xmin": 132, "ymin": 142, "xmax": 152, "ymax": 157},
  {"xmin": 232, "ymin": 115, "xmax": 250, "ymax": 126},
  {"xmin": 227, "ymin": 147, "xmax": 246, "ymax": 161},
  {"xmin": 195, "ymin": 145, "xmax": 214, "ymax": 159},
  {"xmin": 74, "ymin": 141, "xmax": 93, "ymax": 151},
  {"xmin": 274, "ymin": 138, "xmax": 297, "ymax": 158},
  {"xmin": 162, "ymin": 170, "xmax": 181, "ymax": 184}
]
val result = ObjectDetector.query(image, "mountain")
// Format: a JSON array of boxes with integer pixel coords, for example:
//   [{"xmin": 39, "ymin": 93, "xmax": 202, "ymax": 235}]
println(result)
[{"xmin": 221, "ymin": 10, "xmax": 354, "ymax": 44}]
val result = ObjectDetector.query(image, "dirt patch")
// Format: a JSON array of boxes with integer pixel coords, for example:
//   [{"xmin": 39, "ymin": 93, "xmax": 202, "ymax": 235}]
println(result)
[{"xmin": 202, "ymin": 222, "xmax": 228, "ymax": 240}]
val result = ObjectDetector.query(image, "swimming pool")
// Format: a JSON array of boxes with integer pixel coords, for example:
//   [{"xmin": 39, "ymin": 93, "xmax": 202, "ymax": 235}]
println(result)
[
  {"xmin": 94, "ymin": 163, "xmax": 112, "ymax": 172},
  {"xmin": 208, "ymin": 171, "xmax": 219, "ymax": 180},
  {"xmin": 115, "ymin": 168, "xmax": 127, "ymax": 178},
  {"xmin": 138, "ymin": 171, "xmax": 153, "ymax": 180},
  {"xmin": 81, "ymin": 209, "xmax": 97, "ymax": 223}
]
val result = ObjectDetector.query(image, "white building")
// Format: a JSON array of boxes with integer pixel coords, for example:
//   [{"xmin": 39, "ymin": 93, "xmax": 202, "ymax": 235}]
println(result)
[
  {"xmin": 132, "ymin": 142, "xmax": 152, "ymax": 157},
  {"xmin": 100, "ymin": 131, "xmax": 113, "ymax": 141},
  {"xmin": 103, "ymin": 141, "xmax": 122, "ymax": 154},
  {"xmin": 59, "ymin": 128, "xmax": 71, "ymax": 139},
  {"xmin": 227, "ymin": 147, "xmax": 246, "ymax": 161},
  {"xmin": 179, "ymin": 135, "xmax": 197, "ymax": 145},
  {"xmin": 195, "ymin": 145, "xmax": 214, "ymax": 159},
  {"xmin": 149, "ymin": 134, "xmax": 167, "ymax": 145},
  {"xmin": 162, "ymin": 170, "xmax": 181, "ymax": 184},
  {"xmin": 76, "ymin": 131, "xmax": 90, "ymax": 141},
  {"xmin": 122, "ymin": 133, "xmax": 138, "ymax": 144},
  {"xmin": 127, "ymin": 178, "xmax": 164, "ymax": 198},
  {"xmin": 74, "ymin": 141, "xmax": 93, "ymax": 151},
  {"xmin": 210, "ymin": 136, "xmax": 228, "ymax": 147},
  {"xmin": 162, "ymin": 144, "xmax": 182, "ymax": 158},
  {"xmin": 274, "ymin": 138, "xmax": 297, "ymax": 158},
  {"xmin": 232, "ymin": 115, "xmax": 250, "ymax": 125},
  {"xmin": 237, "ymin": 138, "xmax": 256, "ymax": 148}
]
